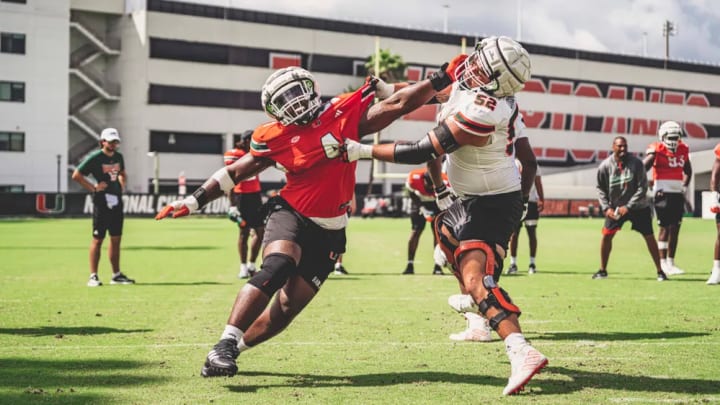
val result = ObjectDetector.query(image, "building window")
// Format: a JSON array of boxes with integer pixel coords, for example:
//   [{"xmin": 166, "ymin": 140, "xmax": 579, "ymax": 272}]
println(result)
[
  {"xmin": 270, "ymin": 53, "xmax": 301, "ymax": 69},
  {"xmin": 1, "ymin": 0, "xmax": 27, "ymax": 3},
  {"xmin": 149, "ymin": 84, "xmax": 258, "ymax": 109},
  {"xmin": 0, "ymin": 185, "xmax": 24, "ymax": 192},
  {"xmin": 1, "ymin": 33, "xmax": 26, "ymax": 54},
  {"xmin": 150, "ymin": 131, "xmax": 224, "ymax": 154},
  {"xmin": 0, "ymin": 131, "xmax": 25, "ymax": 152},
  {"xmin": 0, "ymin": 81, "xmax": 25, "ymax": 102}
]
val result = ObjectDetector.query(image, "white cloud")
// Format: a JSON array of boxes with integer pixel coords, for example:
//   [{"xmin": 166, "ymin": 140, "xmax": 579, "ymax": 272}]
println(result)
[{"xmin": 177, "ymin": 0, "xmax": 720, "ymax": 64}]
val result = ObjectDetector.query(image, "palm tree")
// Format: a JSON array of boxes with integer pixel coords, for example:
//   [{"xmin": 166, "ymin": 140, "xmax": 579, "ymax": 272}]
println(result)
[{"xmin": 365, "ymin": 49, "xmax": 407, "ymax": 83}]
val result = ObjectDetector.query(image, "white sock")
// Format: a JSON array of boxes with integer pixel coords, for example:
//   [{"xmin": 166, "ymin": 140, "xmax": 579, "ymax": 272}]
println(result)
[
  {"xmin": 504, "ymin": 332, "xmax": 528, "ymax": 352},
  {"xmin": 713, "ymin": 260, "xmax": 720, "ymax": 271},
  {"xmin": 240, "ymin": 263, "xmax": 248, "ymax": 272},
  {"xmin": 407, "ymin": 260, "xmax": 414, "ymax": 265},
  {"xmin": 335, "ymin": 262, "xmax": 342, "ymax": 269},
  {"xmin": 667, "ymin": 257, "xmax": 675, "ymax": 267},
  {"xmin": 510, "ymin": 256, "xmax": 517, "ymax": 266},
  {"xmin": 529, "ymin": 257, "xmax": 536, "ymax": 265},
  {"xmin": 220, "ymin": 325, "xmax": 243, "ymax": 342},
  {"xmin": 247, "ymin": 262, "xmax": 256, "ymax": 271},
  {"xmin": 465, "ymin": 312, "xmax": 487, "ymax": 329},
  {"xmin": 237, "ymin": 337, "xmax": 252, "ymax": 353},
  {"xmin": 660, "ymin": 258, "xmax": 668, "ymax": 268}
]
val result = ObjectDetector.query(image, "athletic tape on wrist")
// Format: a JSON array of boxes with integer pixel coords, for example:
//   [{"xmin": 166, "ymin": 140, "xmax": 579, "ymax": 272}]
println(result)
[
  {"xmin": 211, "ymin": 167, "xmax": 236, "ymax": 193},
  {"xmin": 359, "ymin": 143, "xmax": 373, "ymax": 159}
]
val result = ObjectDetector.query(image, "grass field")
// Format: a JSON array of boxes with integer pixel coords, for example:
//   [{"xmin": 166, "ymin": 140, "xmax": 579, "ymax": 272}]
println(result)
[{"xmin": 1, "ymin": 216, "xmax": 719, "ymax": 404}]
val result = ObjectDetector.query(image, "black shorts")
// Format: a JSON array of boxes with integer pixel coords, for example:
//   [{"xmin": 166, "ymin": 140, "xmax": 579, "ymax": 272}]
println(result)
[
  {"xmin": 518, "ymin": 201, "xmax": 539, "ymax": 228},
  {"xmin": 441, "ymin": 190, "xmax": 523, "ymax": 251},
  {"xmin": 230, "ymin": 191, "xmax": 265, "ymax": 228},
  {"xmin": 654, "ymin": 192, "xmax": 684, "ymax": 227},
  {"xmin": 92, "ymin": 197, "xmax": 124, "ymax": 238},
  {"xmin": 410, "ymin": 200, "xmax": 438, "ymax": 231},
  {"xmin": 603, "ymin": 206, "xmax": 654, "ymax": 236},
  {"xmin": 262, "ymin": 197, "xmax": 346, "ymax": 291}
]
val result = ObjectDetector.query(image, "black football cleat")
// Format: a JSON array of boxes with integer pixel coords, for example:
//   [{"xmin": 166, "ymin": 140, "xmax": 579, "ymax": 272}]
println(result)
[{"xmin": 201, "ymin": 338, "xmax": 240, "ymax": 377}]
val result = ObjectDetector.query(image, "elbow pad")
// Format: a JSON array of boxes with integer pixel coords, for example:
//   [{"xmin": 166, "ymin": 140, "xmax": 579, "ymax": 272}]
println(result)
[{"xmin": 393, "ymin": 135, "xmax": 439, "ymax": 164}]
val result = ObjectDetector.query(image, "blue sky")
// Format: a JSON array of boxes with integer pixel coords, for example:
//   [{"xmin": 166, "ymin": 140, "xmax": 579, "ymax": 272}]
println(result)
[{"xmin": 180, "ymin": 0, "xmax": 720, "ymax": 65}]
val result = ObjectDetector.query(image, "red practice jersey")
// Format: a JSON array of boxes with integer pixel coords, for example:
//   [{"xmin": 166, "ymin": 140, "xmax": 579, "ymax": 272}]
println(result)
[
  {"xmin": 715, "ymin": 143, "xmax": 720, "ymax": 159},
  {"xmin": 405, "ymin": 168, "xmax": 449, "ymax": 202},
  {"xmin": 250, "ymin": 85, "xmax": 375, "ymax": 219},
  {"xmin": 224, "ymin": 148, "xmax": 261, "ymax": 193},
  {"xmin": 646, "ymin": 141, "xmax": 689, "ymax": 193}
]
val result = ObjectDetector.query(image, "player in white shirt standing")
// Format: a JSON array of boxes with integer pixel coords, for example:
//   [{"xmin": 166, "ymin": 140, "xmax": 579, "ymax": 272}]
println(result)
[{"xmin": 342, "ymin": 36, "xmax": 547, "ymax": 396}]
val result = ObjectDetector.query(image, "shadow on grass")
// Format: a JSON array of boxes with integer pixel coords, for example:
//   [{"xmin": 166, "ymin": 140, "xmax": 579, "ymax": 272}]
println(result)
[
  {"xmin": 0, "ymin": 326, "xmax": 152, "ymax": 337},
  {"xmin": 225, "ymin": 367, "xmax": 720, "ymax": 396},
  {"xmin": 535, "ymin": 331, "xmax": 709, "ymax": 341},
  {"xmin": 226, "ymin": 370, "xmax": 504, "ymax": 392},
  {"xmin": 0, "ymin": 358, "xmax": 168, "ymax": 404},
  {"xmin": 123, "ymin": 246, "xmax": 220, "ymax": 251},
  {"xmin": 133, "ymin": 281, "xmax": 231, "ymax": 286}
]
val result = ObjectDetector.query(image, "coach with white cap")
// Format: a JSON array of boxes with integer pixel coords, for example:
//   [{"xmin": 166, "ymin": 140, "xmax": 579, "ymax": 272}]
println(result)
[{"xmin": 72, "ymin": 128, "xmax": 136, "ymax": 287}]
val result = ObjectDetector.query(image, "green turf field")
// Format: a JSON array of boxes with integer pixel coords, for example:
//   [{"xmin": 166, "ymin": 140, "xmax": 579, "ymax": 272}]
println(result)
[{"xmin": 1, "ymin": 216, "xmax": 719, "ymax": 404}]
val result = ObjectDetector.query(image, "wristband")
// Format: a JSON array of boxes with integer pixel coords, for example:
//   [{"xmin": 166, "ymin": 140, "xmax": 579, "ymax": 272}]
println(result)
[
  {"xmin": 191, "ymin": 188, "xmax": 208, "ymax": 208},
  {"xmin": 429, "ymin": 63, "xmax": 452, "ymax": 91}
]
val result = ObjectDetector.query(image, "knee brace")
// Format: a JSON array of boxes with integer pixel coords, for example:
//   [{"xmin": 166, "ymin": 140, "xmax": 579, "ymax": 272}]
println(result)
[
  {"xmin": 454, "ymin": 240, "xmax": 504, "ymax": 282},
  {"xmin": 248, "ymin": 253, "xmax": 296, "ymax": 297},
  {"xmin": 477, "ymin": 275, "xmax": 522, "ymax": 330}
]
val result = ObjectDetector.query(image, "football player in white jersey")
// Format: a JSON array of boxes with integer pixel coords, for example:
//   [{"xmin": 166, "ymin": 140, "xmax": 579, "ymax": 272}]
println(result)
[{"xmin": 343, "ymin": 36, "xmax": 546, "ymax": 396}]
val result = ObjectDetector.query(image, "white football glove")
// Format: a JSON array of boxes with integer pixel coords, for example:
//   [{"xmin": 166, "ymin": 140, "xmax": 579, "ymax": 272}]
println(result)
[
  {"xmin": 155, "ymin": 195, "xmax": 199, "ymax": 219},
  {"xmin": 711, "ymin": 191, "xmax": 720, "ymax": 214},
  {"xmin": 433, "ymin": 244, "xmax": 449, "ymax": 268},
  {"xmin": 434, "ymin": 184, "xmax": 457, "ymax": 211},
  {"xmin": 375, "ymin": 77, "xmax": 394, "ymax": 99},
  {"xmin": 341, "ymin": 139, "xmax": 373, "ymax": 162}
]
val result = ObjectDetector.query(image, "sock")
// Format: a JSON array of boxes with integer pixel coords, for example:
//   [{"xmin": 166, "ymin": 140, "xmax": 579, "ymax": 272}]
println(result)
[
  {"xmin": 465, "ymin": 312, "xmax": 487, "ymax": 329},
  {"xmin": 220, "ymin": 324, "xmax": 243, "ymax": 342},
  {"xmin": 237, "ymin": 337, "xmax": 252, "ymax": 353},
  {"xmin": 510, "ymin": 256, "xmax": 517, "ymax": 266},
  {"xmin": 246, "ymin": 262, "xmax": 256, "ymax": 271},
  {"xmin": 713, "ymin": 260, "xmax": 720, "ymax": 271},
  {"xmin": 407, "ymin": 260, "xmax": 414, "ymax": 265},
  {"xmin": 335, "ymin": 262, "xmax": 342, "ymax": 269},
  {"xmin": 240, "ymin": 263, "xmax": 248, "ymax": 273},
  {"xmin": 667, "ymin": 257, "xmax": 675, "ymax": 267},
  {"xmin": 529, "ymin": 256, "xmax": 536, "ymax": 265},
  {"xmin": 504, "ymin": 332, "xmax": 528, "ymax": 352},
  {"xmin": 660, "ymin": 258, "xmax": 668, "ymax": 269}
]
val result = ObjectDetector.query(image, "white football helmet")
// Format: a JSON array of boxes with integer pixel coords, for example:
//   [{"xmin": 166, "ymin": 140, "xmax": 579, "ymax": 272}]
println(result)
[
  {"xmin": 261, "ymin": 67, "xmax": 321, "ymax": 126},
  {"xmin": 456, "ymin": 36, "xmax": 531, "ymax": 97},
  {"xmin": 658, "ymin": 121, "xmax": 683, "ymax": 152}
]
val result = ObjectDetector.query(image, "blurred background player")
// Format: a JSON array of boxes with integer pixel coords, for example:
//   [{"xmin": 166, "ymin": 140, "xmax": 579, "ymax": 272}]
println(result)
[
  {"xmin": 708, "ymin": 143, "xmax": 720, "ymax": 285},
  {"xmin": 71, "ymin": 128, "xmax": 135, "ymax": 287},
  {"xmin": 403, "ymin": 168, "xmax": 446, "ymax": 275},
  {"xmin": 643, "ymin": 121, "xmax": 692, "ymax": 276},
  {"xmin": 343, "ymin": 36, "xmax": 547, "ymax": 396},
  {"xmin": 334, "ymin": 194, "xmax": 355, "ymax": 275},
  {"xmin": 594, "ymin": 136, "xmax": 666, "ymax": 281},
  {"xmin": 507, "ymin": 161, "xmax": 544, "ymax": 275},
  {"xmin": 157, "ymin": 60, "xmax": 463, "ymax": 379},
  {"xmin": 224, "ymin": 130, "xmax": 266, "ymax": 279}
]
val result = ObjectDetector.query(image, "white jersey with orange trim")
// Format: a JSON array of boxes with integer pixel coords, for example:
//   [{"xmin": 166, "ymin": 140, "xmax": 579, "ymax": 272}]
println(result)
[{"xmin": 437, "ymin": 83, "xmax": 525, "ymax": 197}]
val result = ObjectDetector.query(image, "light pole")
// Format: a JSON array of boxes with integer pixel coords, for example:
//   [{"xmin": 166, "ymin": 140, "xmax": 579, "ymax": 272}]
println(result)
[
  {"xmin": 442, "ymin": 5, "xmax": 449, "ymax": 34},
  {"xmin": 663, "ymin": 20, "xmax": 677, "ymax": 68},
  {"xmin": 56, "ymin": 154, "xmax": 61, "ymax": 193},
  {"xmin": 147, "ymin": 151, "xmax": 159, "ymax": 194}
]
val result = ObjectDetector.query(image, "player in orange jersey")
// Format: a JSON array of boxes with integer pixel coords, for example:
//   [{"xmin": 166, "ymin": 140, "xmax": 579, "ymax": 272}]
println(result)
[
  {"xmin": 643, "ymin": 121, "xmax": 692, "ymax": 276},
  {"xmin": 707, "ymin": 143, "xmax": 720, "ymax": 284},
  {"xmin": 156, "ymin": 58, "xmax": 466, "ymax": 377},
  {"xmin": 224, "ymin": 130, "xmax": 265, "ymax": 279}
]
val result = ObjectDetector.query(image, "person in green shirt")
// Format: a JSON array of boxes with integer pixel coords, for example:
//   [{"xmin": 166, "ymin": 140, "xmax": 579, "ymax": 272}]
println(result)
[{"xmin": 72, "ymin": 128, "xmax": 135, "ymax": 287}]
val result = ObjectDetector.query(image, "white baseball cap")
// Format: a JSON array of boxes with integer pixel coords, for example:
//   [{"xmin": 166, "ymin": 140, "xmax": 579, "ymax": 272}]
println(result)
[{"xmin": 100, "ymin": 128, "xmax": 121, "ymax": 142}]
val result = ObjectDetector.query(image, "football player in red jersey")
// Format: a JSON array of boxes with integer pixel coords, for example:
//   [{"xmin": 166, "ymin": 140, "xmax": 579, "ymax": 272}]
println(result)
[
  {"xmin": 707, "ymin": 143, "xmax": 720, "ymax": 284},
  {"xmin": 224, "ymin": 130, "xmax": 265, "ymax": 279},
  {"xmin": 156, "ymin": 58, "xmax": 465, "ymax": 378},
  {"xmin": 643, "ymin": 121, "xmax": 692, "ymax": 276}
]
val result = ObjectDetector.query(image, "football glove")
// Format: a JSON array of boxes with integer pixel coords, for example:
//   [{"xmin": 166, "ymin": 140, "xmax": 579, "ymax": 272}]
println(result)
[
  {"xmin": 227, "ymin": 207, "xmax": 246, "ymax": 227},
  {"xmin": 434, "ymin": 184, "xmax": 457, "ymax": 211},
  {"xmin": 155, "ymin": 196, "xmax": 199, "ymax": 220},
  {"xmin": 445, "ymin": 54, "xmax": 468, "ymax": 82},
  {"xmin": 711, "ymin": 191, "xmax": 720, "ymax": 214},
  {"xmin": 520, "ymin": 195, "xmax": 530, "ymax": 221},
  {"xmin": 341, "ymin": 138, "xmax": 372, "ymax": 162},
  {"xmin": 366, "ymin": 75, "xmax": 394, "ymax": 100}
]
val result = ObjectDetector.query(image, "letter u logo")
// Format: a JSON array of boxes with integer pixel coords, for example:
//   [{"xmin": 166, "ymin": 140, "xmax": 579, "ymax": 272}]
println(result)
[{"xmin": 36, "ymin": 194, "xmax": 65, "ymax": 214}]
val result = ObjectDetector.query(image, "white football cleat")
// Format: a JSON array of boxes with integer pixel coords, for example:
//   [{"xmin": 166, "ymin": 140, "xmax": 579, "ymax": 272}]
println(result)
[
  {"xmin": 664, "ymin": 264, "xmax": 685, "ymax": 276},
  {"xmin": 707, "ymin": 269, "xmax": 720, "ymax": 285},
  {"xmin": 448, "ymin": 294, "xmax": 477, "ymax": 313},
  {"xmin": 238, "ymin": 264, "xmax": 250, "ymax": 279},
  {"xmin": 449, "ymin": 313, "xmax": 492, "ymax": 342},
  {"xmin": 503, "ymin": 344, "xmax": 548, "ymax": 395}
]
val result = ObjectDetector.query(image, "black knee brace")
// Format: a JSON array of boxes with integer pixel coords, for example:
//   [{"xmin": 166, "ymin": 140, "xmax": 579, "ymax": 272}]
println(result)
[
  {"xmin": 477, "ymin": 275, "xmax": 522, "ymax": 330},
  {"xmin": 248, "ymin": 253, "xmax": 296, "ymax": 297}
]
